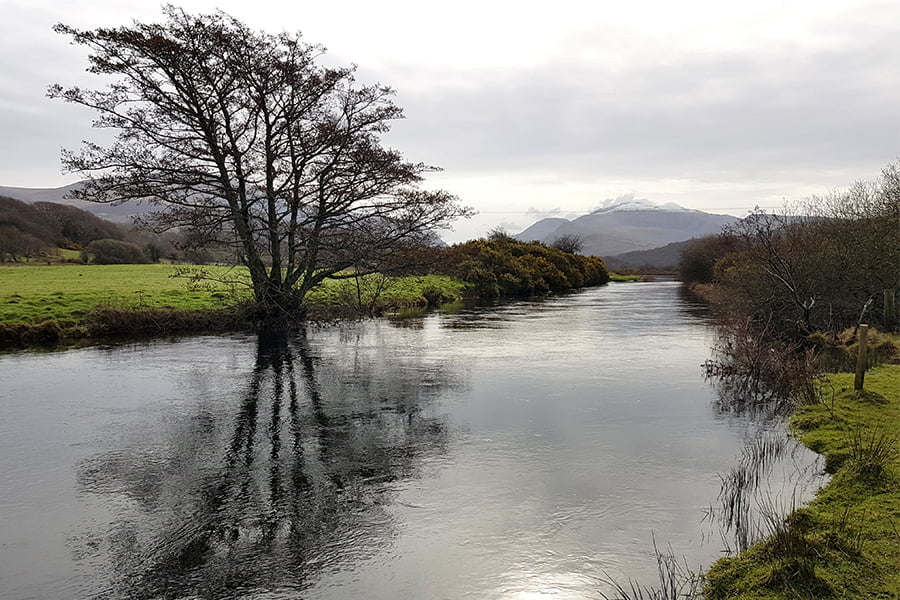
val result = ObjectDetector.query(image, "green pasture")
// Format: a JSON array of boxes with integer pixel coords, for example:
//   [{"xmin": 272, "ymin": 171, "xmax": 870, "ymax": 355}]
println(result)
[
  {"xmin": 0, "ymin": 263, "xmax": 470, "ymax": 326},
  {"xmin": 0, "ymin": 264, "xmax": 242, "ymax": 325},
  {"xmin": 607, "ymin": 272, "xmax": 643, "ymax": 282}
]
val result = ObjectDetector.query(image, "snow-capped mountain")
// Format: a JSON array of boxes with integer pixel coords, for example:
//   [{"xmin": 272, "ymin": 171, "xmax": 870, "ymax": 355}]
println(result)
[
  {"xmin": 516, "ymin": 198, "xmax": 738, "ymax": 258},
  {"xmin": 591, "ymin": 197, "xmax": 692, "ymax": 213}
]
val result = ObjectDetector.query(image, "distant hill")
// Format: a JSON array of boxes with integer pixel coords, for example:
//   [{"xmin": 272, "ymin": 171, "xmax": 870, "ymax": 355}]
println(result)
[
  {"xmin": 515, "ymin": 198, "xmax": 738, "ymax": 258},
  {"xmin": 603, "ymin": 240, "xmax": 690, "ymax": 271},
  {"xmin": 0, "ymin": 183, "xmax": 156, "ymax": 223},
  {"xmin": 0, "ymin": 195, "xmax": 131, "ymax": 259}
]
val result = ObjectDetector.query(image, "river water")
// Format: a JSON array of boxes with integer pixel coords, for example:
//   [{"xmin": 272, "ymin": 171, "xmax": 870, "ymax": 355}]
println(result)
[{"xmin": 0, "ymin": 281, "xmax": 822, "ymax": 599}]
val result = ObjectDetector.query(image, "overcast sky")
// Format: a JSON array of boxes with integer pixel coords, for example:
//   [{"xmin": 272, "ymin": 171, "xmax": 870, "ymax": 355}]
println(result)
[{"xmin": 1, "ymin": 0, "xmax": 897, "ymax": 241}]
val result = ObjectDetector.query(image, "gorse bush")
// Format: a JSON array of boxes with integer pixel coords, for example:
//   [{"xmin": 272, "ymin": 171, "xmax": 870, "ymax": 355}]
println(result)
[{"xmin": 442, "ymin": 237, "xmax": 609, "ymax": 297}]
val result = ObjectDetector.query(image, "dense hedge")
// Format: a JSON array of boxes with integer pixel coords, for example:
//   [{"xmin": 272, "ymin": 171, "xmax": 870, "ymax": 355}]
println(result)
[{"xmin": 441, "ymin": 237, "xmax": 609, "ymax": 297}]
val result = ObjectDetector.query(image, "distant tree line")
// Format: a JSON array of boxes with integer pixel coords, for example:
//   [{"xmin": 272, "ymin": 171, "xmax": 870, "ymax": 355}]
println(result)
[{"xmin": 680, "ymin": 161, "xmax": 899, "ymax": 335}]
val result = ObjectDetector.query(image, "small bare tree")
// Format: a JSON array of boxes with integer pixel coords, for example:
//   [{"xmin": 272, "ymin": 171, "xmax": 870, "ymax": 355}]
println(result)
[{"xmin": 550, "ymin": 233, "xmax": 584, "ymax": 254}]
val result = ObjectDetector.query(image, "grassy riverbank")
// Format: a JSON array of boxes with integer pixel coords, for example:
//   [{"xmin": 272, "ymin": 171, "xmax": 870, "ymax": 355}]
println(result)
[
  {"xmin": 1, "ymin": 264, "xmax": 239, "ymax": 324},
  {"xmin": 705, "ymin": 365, "xmax": 900, "ymax": 599},
  {"xmin": 1, "ymin": 259, "xmax": 636, "ymax": 348},
  {"xmin": 607, "ymin": 272, "xmax": 644, "ymax": 282},
  {"xmin": 0, "ymin": 264, "xmax": 470, "ymax": 346}
]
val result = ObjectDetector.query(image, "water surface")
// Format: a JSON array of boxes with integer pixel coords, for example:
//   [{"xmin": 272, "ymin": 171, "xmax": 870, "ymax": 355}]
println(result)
[{"xmin": 0, "ymin": 281, "xmax": 821, "ymax": 599}]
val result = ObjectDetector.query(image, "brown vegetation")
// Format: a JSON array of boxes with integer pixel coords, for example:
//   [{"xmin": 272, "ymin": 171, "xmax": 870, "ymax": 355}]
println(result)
[{"xmin": 681, "ymin": 161, "xmax": 899, "ymax": 337}]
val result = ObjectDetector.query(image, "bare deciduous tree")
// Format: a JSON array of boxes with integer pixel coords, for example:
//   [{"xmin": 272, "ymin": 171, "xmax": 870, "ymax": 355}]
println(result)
[{"xmin": 51, "ymin": 6, "xmax": 471, "ymax": 320}]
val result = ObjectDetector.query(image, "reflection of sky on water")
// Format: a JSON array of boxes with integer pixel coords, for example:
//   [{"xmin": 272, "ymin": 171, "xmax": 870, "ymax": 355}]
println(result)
[{"xmin": 0, "ymin": 281, "xmax": 824, "ymax": 599}]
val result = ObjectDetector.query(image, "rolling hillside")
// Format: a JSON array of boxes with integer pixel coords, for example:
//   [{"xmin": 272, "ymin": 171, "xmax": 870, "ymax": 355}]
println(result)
[{"xmin": 0, "ymin": 183, "xmax": 156, "ymax": 222}]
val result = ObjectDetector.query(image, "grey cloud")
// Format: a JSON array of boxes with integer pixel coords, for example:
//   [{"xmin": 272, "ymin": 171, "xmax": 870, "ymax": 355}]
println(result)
[
  {"xmin": 3, "ymin": 1, "xmax": 897, "ymax": 196},
  {"xmin": 382, "ymin": 24, "xmax": 900, "ymax": 185}
]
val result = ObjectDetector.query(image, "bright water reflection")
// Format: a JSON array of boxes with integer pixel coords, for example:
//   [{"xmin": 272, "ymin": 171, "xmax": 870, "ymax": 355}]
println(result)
[{"xmin": 0, "ymin": 281, "xmax": 823, "ymax": 599}]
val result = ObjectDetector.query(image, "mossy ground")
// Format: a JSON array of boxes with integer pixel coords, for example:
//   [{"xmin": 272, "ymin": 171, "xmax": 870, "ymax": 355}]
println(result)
[{"xmin": 705, "ymin": 365, "xmax": 900, "ymax": 600}]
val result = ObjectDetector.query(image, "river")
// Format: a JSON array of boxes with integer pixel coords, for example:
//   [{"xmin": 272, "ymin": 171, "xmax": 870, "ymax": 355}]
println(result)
[{"xmin": 0, "ymin": 281, "xmax": 822, "ymax": 599}]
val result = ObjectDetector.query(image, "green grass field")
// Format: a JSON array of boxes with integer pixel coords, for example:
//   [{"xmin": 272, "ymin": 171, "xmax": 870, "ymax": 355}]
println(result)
[
  {"xmin": 0, "ymin": 264, "xmax": 244, "ymax": 325},
  {"xmin": 0, "ymin": 263, "xmax": 470, "ymax": 326},
  {"xmin": 608, "ymin": 272, "xmax": 644, "ymax": 282}
]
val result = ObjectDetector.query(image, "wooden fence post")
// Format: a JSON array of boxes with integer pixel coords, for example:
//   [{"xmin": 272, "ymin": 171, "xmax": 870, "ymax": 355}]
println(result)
[
  {"xmin": 854, "ymin": 324, "xmax": 868, "ymax": 391},
  {"xmin": 885, "ymin": 289, "xmax": 897, "ymax": 333}
]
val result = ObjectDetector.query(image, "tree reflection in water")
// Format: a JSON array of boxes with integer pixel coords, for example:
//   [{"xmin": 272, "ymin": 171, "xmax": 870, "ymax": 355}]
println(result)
[{"xmin": 75, "ymin": 328, "xmax": 456, "ymax": 599}]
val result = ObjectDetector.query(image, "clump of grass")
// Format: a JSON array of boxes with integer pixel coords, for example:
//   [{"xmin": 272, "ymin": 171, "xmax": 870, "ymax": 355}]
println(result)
[
  {"xmin": 848, "ymin": 427, "xmax": 897, "ymax": 481},
  {"xmin": 753, "ymin": 499, "xmax": 833, "ymax": 598},
  {"xmin": 0, "ymin": 320, "xmax": 66, "ymax": 346},
  {"xmin": 808, "ymin": 327, "xmax": 900, "ymax": 372}
]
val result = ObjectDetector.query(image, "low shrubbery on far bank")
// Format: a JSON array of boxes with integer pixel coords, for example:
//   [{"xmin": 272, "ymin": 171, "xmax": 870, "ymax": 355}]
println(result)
[{"xmin": 440, "ymin": 230, "xmax": 609, "ymax": 297}]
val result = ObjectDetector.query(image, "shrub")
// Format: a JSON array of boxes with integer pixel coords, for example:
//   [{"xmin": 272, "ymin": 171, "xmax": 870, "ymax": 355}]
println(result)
[
  {"xmin": 441, "ymin": 237, "xmax": 609, "ymax": 298},
  {"xmin": 704, "ymin": 317, "xmax": 824, "ymax": 409},
  {"xmin": 87, "ymin": 238, "xmax": 150, "ymax": 264},
  {"xmin": 678, "ymin": 234, "xmax": 740, "ymax": 284},
  {"xmin": 550, "ymin": 233, "xmax": 584, "ymax": 254},
  {"xmin": 420, "ymin": 285, "xmax": 456, "ymax": 307}
]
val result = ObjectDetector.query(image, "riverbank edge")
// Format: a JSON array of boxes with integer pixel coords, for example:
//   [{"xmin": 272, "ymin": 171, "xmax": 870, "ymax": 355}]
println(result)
[
  {"xmin": 0, "ymin": 299, "xmax": 442, "ymax": 350},
  {"xmin": 0, "ymin": 275, "xmax": 641, "ymax": 350},
  {"xmin": 704, "ymin": 365, "xmax": 900, "ymax": 599}
]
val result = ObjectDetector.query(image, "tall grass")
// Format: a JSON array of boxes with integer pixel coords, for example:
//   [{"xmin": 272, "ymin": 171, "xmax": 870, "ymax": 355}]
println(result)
[
  {"xmin": 848, "ymin": 427, "xmax": 897, "ymax": 480},
  {"xmin": 599, "ymin": 539, "xmax": 704, "ymax": 600}
]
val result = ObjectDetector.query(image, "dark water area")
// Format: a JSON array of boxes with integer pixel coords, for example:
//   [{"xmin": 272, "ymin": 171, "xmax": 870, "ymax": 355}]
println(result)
[{"xmin": 0, "ymin": 281, "xmax": 822, "ymax": 599}]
